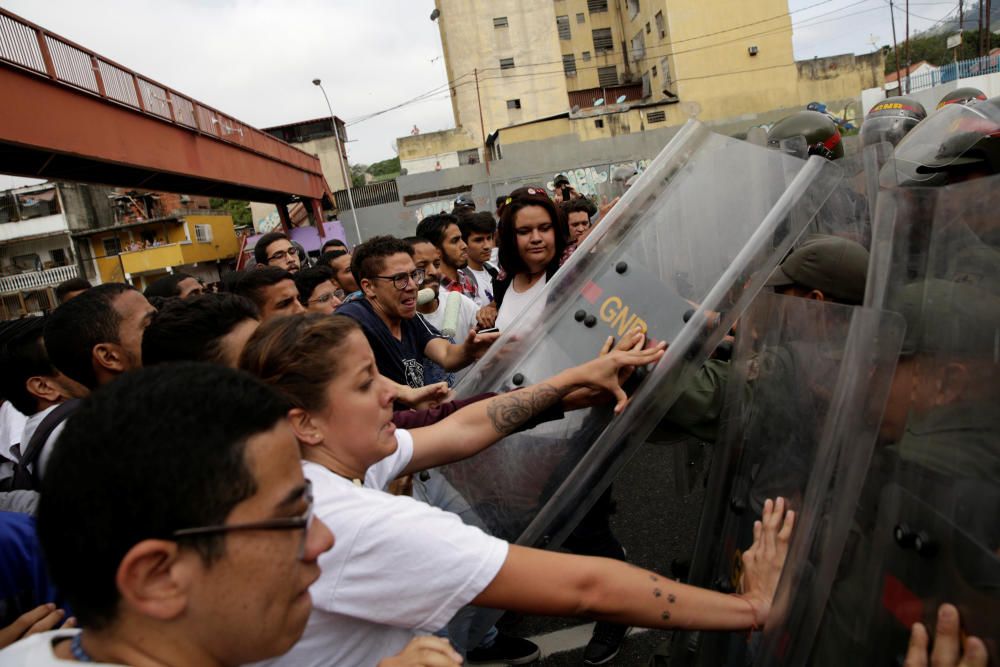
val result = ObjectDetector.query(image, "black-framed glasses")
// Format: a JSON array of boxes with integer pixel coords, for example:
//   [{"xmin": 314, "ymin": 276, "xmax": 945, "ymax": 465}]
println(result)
[
  {"xmin": 172, "ymin": 480, "xmax": 314, "ymax": 559},
  {"xmin": 373, "ymin": 269, "xmax": 425, "ymax": 290}
]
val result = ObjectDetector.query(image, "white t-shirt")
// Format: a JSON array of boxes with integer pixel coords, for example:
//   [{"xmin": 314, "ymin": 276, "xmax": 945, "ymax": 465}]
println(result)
[
  {"xmin": 0, "ymin": 630, "xmax": 123, "ymax": 666},
  {"xmin": 0, "ymin": 401, "xmax": 27, "ymax": 481},
  {"xmin": 495, "ymin": 274, "xmax": 547, "ymax": 331},
  {"xmin": 420, "ymin": 292, "xmax": 479, "ymax": 340},
  {"xmin": 466, "ymin": 266, "xmax": 495, "ymax": 307},
  {"xmin": 255, "ymin": 430, "xmax": 509, "ymax": 667}
]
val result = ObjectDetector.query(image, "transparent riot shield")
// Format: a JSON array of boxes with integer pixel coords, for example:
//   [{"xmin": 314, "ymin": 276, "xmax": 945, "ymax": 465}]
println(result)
[
  {"xmin": 756, "ymin": 174, "xmax": 1000, "ymax": 666},
  {"xmin": 879, "ymin": 99, "xmax": 1000, "ymax": 188},
  {"xmin": 670, "ymin": 293, "xmax": 902, "ymax": 667},
  {"xmin": 435, "ymin": 120, "xmax": 842, "ymax": 552}
]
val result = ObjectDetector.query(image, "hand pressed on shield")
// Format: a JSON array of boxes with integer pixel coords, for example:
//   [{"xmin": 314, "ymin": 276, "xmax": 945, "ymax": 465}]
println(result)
[
  {"xmin": 560, "ymin": 340, "xmax": 665, "ymax": 414},
  {"xmin": 0, "ymin": 604, "xmax": 76, "ymax": 649},
  {"xmin": 904, "ymin": 604, "xmax": 988, "ymax": 667},
  {"xmin": 377, "ymin": 636, "xmax": 463, "ymax": 667},
  {"xmin": 562, "ymin": 326, "xmax": 657, "ymax": 411},
  {"xmin": 737, "ymin": 497, "xmax": 795, "ymax": 628}
]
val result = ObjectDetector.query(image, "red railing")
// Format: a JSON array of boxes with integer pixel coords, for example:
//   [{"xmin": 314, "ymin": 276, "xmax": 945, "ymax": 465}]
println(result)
[{"xmin": 0, "ymin": 8, "xmax": 322, "ymax": 177}]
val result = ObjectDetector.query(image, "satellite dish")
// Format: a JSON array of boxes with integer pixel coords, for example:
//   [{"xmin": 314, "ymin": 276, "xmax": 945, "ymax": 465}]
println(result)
[
  {"xmin": 429, "ymin": 8, "xmax": 440, "ymax": 20},
  {"xmin": 616, "ymin": 94, "xmax": 627, "ymax": 104},
  {"xmin": 594, "ymin": 98, "xmax": 605, "ymax": 107}
]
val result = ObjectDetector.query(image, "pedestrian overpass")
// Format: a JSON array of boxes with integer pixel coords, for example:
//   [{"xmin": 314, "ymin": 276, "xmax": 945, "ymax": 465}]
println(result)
[{"xmin": 0, "ymin": 8, "xmax": 334, "ymax": 231}]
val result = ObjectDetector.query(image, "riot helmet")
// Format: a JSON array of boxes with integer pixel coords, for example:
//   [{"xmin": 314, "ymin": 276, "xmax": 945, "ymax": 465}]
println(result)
[
  {"xmin": 452, "ymin": 194, "xmax": 476, "ymax": 213},
  {"xmin": 936, "ymin": 86, "xmax": 987, "ymax": 110},
  {"xmin": 766, "ymin": 110, "xmax": 845, "ymax": 160},
  {"xmin": 880, "ymin": 96, "xmax": 1000, "ymax": 187},
  {"xmin": 860, "ymin": 96, "xmax": 927, "ymax": 148}
]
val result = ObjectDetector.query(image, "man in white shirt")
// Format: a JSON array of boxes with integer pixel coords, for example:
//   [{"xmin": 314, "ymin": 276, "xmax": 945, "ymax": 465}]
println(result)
[{"xmin": 457, "ymin": 213, "xmax": 499, "ymax": 309}]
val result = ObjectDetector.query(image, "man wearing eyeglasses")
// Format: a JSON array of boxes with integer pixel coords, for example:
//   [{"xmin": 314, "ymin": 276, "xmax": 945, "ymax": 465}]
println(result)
[
  {"xmin": 254, "ymin": 232, "xmax": 302, "ymax": 274},
  {"xmin": 0, "ymin": 363, "xmax": 335, "ymax": 665},
  {"xmin": 337, "ymin": 236, "xmax": 499, "ymax": 400}
]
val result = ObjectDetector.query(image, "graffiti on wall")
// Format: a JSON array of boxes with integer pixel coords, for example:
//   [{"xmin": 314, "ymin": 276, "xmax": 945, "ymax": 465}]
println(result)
[{"xmin": 543, "ymin": 159, "xmax": 652, "ymax": 198}]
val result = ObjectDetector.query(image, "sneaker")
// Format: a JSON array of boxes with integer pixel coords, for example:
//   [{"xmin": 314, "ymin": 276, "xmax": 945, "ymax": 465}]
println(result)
[
  {"xmin": 582, "ymin": 622, "xmax": 630, "ymax": 665},
  {"xmin": 466, "ymin": 632, "xmax": 541, "ymax": 665}
]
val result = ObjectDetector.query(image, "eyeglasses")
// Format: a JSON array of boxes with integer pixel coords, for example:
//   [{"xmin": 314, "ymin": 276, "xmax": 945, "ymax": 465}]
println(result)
[
  {"xmin": 373, "ymin": 269, "xmax": 425, "ymax": 290},
  {"xmin": 310, "ymin": 289, "xmax": 345, "ymax": 305},
  {"xmin": 172, "ymin": 480, "xmax": 314, "ymax": 559},
  {"xmin": 267, "ymin": 249, "xmax": 298, "ymax": 262}
]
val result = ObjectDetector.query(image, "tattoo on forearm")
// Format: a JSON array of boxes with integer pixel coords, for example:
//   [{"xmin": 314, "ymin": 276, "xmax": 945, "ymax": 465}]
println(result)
[
  {"xmin": 667, "ymin": 594, "xmax": 676, "ymax": 604},
  {"xmin": 487, "ymin": 383, "xmax": 566, "ymax": 434},
  {"xmin": 653, "ymin": 588, "xmax": 662, "ymax": 598},
  {"xmin": 661, "ymin": 611, "xmax": 671, "ymax": 621}
]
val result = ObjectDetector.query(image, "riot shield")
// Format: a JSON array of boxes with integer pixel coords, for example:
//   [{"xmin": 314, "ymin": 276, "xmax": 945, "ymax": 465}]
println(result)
[
  {"xmin": 670, "ymin": 293, "xmax": 904, "ymax": 667},
  {"xmin": 757, "ymin": 174, "xmax": 1000, "ymax": 665},
  {"xmin": 879, "ymin": 99, "xmax": 1000, "ymax": 188},
  {"xmin": 435, "ymin": 120, "xmax": 842, "ymax": 551}
]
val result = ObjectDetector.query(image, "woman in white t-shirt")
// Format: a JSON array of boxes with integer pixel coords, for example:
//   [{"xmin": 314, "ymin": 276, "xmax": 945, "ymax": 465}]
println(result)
[
  {"xmin": 493, "ymin": 187, "xmax": 569, "ymax": 331},
  {"xmin": 238, "ymin": 313, "xmax": 797, "ymax": 667}
]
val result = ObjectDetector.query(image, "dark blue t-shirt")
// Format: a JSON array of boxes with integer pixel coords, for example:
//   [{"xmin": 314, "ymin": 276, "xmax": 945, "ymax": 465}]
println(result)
[
  {"xmin": 337, "ymin": 299, "xmax": 443, "ymax": 389},
  {"xmin": 0, "ymin": 511, "xmax": 64, "ymax": 627}
]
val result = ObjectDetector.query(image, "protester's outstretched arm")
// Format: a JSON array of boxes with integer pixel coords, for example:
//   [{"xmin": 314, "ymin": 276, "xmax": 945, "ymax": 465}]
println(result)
[
  {"xmin": 403, "ymin": 343, "xmax": 664, "ymax": 475},
  {"xmin": 904, "ymin": 604, "xmax": 988, "ymax": 667},
  {"xmin": 425, "ymin": 329, "xmax": 500, "ymax": 371},
  {"xmin": 377, "ymin": 636, "xmax": 463, "ymax": 667},
  {"xmin": 474, "ymin": 497, "xmax": 793, "ymax": 631}
]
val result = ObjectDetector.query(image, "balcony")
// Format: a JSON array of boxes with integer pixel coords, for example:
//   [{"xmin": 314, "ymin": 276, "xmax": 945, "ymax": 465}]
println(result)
[
  {"xmin": 118, "ymin": 240, "xmax": 230, "ymax": 275},
  {"xmin": 0, "ymin": 213, "xmax": 68, "ymax": 243},
  {"xmin": 0, "ymin": 263, "xmax": 78, "ymax": 294}
]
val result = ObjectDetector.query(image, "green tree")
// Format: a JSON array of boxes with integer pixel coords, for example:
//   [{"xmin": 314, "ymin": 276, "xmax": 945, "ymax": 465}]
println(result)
[
  {"xmin": 349, "ymin": 163, "xmax": 368, "ymax": 188},
  {"xmin": 209, "ymin": 198, "xmax": 252, "ymax": 227},
  {"xmin": 367, "ymin": 157, "xmax": 401, "ymax": 179}
]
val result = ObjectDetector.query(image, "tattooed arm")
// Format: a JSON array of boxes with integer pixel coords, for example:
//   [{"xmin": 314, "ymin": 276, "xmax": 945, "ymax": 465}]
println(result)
[
  {"xmin": 474, "ymin": 498, "xmax": 794, "ymax": 632},
  {"xmin": 402, "ymin": 343, "xmax": 664, "ymax": 475}
]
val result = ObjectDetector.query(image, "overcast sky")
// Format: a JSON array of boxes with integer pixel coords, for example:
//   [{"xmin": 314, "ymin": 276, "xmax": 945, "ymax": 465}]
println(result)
[{"xmin": 2, "ymin": 0, "xmax": 957, "ymax": 186}]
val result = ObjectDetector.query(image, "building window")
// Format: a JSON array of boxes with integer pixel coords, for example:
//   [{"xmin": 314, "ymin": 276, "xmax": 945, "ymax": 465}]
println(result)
[
  {"xmin": 493, "ymin": 16, "xmax": 508, "ymax": 28},
  {"xmin": 587, "ymin": 0, "xmax": 608, "ymax": 12},
  {"xmin": 647, "ymin": 110, "xmax": 666, "ymax": 123},
  {"xmin": 557, "ymin": 15, "xmax": 571, "ymax": 40},
  {"xmin": 103, "ymin": 237, "xmax": 122, "ymax": 256},
  {"xmin": 627, "ymin": 0, "xmax": 639, "ymax": 20},
  {"xmin": 458, "ymin": 149, "xmax": 480, "ymax": 165},
  {"xmin": 646, "ymin": 22, "xmax": 651, "ymax": 34},
  {"xmin": 582, "ymin": 50, "xmax": 591, "ymax": 61},
  {"xmin": 661, "ymin": 56, "xmax": 672, "ymax": 86},
  {"xmin": 592, "ymin": 28, "xmax": 613, "ymax": 53},
  {"xmin": 631, "ymin": 30, "xmax": 645, "ymax": 61},
  {"xmin": 595, "ymin": 119, "xmax": 605, "ymax": 128},
  {"xmin": 506, "ymin": 99, "xmax": 522, "ymax": 109},
  {"xmin": 50, "ymin": 248, "xmax": 68, "ymax": 266},
  {"xmin": 194, "ymin": 224, "xmax": 213, "ymax": 243},
  {"xmin": 576, "ymin": 12, "xmax": 585, "ymax": 23},
  {"xmin": 598, "ymin": 65, "xmax": 618, "ymax": 87},
  {"xmin": 642, "ymin": 71, "xmax": 651, "ymax": 98},
  {"xmin": 655, "ymin": 11, "xmax": 666, "ymax": 38},
  {"xmin": 562, "ymin": 53, "xmax": 577, "ymax": 76},
  {"xmin": 652, "ymin": 65, "xmax": 657, "ymax": 77},
  {"xmin": 499, "ymin": 57, "xmax": 515, "ymax": 70}
]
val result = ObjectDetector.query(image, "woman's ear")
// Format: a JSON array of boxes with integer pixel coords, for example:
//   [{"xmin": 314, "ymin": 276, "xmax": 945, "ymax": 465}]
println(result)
[{"xmin": 287, "ymin": 408, "xmax": 323, "ymax": 447}]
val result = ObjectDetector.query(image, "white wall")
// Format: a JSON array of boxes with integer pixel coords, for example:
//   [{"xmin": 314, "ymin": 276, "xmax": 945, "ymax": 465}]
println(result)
[
  {"xmin": 401, "ymin": 152, "xmax": 461, "ymax": 175},
  {"xmin": 0, "ymin": 213, "xmax": 68, "ymax": 242}
]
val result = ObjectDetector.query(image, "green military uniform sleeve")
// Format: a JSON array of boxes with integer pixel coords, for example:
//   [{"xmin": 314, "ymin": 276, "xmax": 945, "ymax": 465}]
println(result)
[{"xmin": 660, "ymin": 358, "xmax": 734, "ymax": 443}]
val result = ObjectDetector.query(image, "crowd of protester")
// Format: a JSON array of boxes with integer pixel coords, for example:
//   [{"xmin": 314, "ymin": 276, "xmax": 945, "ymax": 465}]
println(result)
[{"xmin": 0, "ymin": 92, "xmax": 994, "ymax": 666}]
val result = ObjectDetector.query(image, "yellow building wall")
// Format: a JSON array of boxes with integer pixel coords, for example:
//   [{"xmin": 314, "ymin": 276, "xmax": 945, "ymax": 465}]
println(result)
[
  {"xmin": 559, "ymin": 0, "xmax": 628, "ymax": 92},
  {"xmin": 435, "ymin": 0, "xmax": 569, "ymax": 145},
  {"xmin": 87, "ymin": 215, "xmax": 237, "ymax": 285}
]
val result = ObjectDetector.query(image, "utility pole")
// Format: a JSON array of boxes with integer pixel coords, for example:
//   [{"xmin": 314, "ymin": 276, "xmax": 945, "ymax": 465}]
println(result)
[
  {"xmin": 474, "ymin": 68, "xmax": 490, "ymax": 175},
  {"xmin": 979, "ymin": 0, "xmax": 985, "ymax": 57},
  {"xmin": 890, "ymin": 0, "xmax": 904, "ymax": 94},
  {"xmin": 905, "ymin": 0, "xmax": 911, "ymax": 93},
  {"xmin": 312, "ymin": 79, "xmax": 361, "ymax": 245},
  {"xmin": 986, "ymin": 0, "xmax": 993, "ymax": 58}
]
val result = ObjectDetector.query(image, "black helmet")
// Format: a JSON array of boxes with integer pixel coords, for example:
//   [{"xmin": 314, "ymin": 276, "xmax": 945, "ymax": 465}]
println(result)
[
  {"xmin": 880, "ymin": 96, "xmax": 1000, "ymax": 187},
  {"xmin": 453, "ymin": 194, "xmax": 476, "ymax": 212},
  {"xmin": 766, "ymin": 110, "xmax": 844, "ymax": 160},
  {"xmin": 860, "ymin": 96, "xmax": 927, "ymax": 148},
  {"xmin": 553, "ymin": 173, "xmax": 571, "ymax": 187},
  {"xmin": 936, "ymin": 87, "xmax": 987, "ymax": 110}
]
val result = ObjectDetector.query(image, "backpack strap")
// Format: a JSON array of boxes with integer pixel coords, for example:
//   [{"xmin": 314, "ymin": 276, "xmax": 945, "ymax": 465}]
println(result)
[{"xmin": 11, "ymin": 399, "xmax": 82, "ymax": 490}]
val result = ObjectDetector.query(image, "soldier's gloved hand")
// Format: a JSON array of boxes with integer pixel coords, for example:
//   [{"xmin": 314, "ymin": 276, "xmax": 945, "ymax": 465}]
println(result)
[
  {"xmin": 904, "ymin": 604, "xmax": 988, "ymax": 667},
  {"xmin": 377, "ymin": 636, "xmax": 463, "ymax": 667},
  {"xmin": 736, "ymin": 497, "xmax": 795, "ymax": 628}
]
